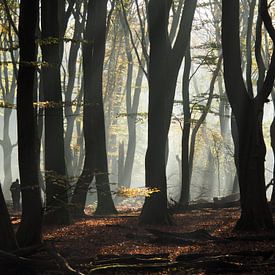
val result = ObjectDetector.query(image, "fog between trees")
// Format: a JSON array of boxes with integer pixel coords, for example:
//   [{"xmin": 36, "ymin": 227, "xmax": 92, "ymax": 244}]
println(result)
[{"xmin": 0, "ymin": 0, "xmax": 274, "ymax": 235}]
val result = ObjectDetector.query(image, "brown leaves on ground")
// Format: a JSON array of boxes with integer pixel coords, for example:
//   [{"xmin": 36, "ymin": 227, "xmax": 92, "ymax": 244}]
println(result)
[
  {"xmin": 43, "ymin": 207, "xmax": 274, "ymax": 262},
  {"xmin": 7, "ymin": 206, "xmax": 275, "ymax": 273}
]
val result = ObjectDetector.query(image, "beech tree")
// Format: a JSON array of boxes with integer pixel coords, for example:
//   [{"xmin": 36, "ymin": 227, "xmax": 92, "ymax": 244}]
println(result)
[
  {"xmin": 64, "ymin": 1, "xmax": 86, "ymax": 180},
  {"xmin": 117, "ymin": 0, "xmax": 148, "ymax": 189},
  {"xmin": 41, "ymin": 0, "xmax": 70, "ymax": 225},
  {"xmin": 0, "ymin": 1, "xmax": 18, "ymax": 196},
  {"xmin": 16, "ymin": 0, "xmax": 43, "ymax": 246},
  {"xmin": 139, "ymin": 0, "xmax": 197, "ymax": 225},
  {"xmin": 71, "ymin": 0, "xmax": 117, "ymax": 216},
  {"xmin": 222, "ymin": 0, "xmax": 275, "ymax": 230}
]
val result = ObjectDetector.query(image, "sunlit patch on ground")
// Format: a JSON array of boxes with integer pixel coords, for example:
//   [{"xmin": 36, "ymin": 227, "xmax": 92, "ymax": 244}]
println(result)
[
  {"xmin": 8, "ymin": 206, "xmax": 275, "ymax": 273},
  {"xmin": 43, "ymin": 207, "xmax": 242, "ymax": 260}
]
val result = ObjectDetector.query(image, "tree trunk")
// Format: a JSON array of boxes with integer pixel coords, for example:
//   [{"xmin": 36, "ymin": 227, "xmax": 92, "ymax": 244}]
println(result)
[
  {"xmin": 0, "ymin": 184, "xmax": 17, "ymax": 251},
  {"xmin": 235, "ymin": 100, "xmax": 273, "ymax": 230},
  {"xmin": 0, "ymin": 49, "xmax": 17, "ymax": 197},
  {"xmin": 41, "ymin": 0, "xmax": 70, "ymax": 225},
  {"xmin": 188, "ymin": 57, "xmax": 222, "ymax": 198},
  {"xmin": 179, "ymin": 46, "xmax": 191, "ymax": 207},
  {"xmin": 71, "ymin": 0, "xmax": 116, "ymax": 216},
  {"xmin": 64, "ymin": 1, "xmax": 85, "ymax": 179},
  {"xmin": 270, "ymin": 115, "xmax": 275, "ymax": 201},
  {"xmin": 222, "ymin": 0, "xmax": 275, "ymax": 230},
  {"xmin": 16, "ymin": 0, "xmax": 43, "ymax": 246},
  {"xmin": 245, "ymin": 0, "xmax": 256, "ymax": 98},
  {"xmin": 139, "ymin": 0, "xmax": 197, "ymax": 225},
  {"xmin": 118, "ymin": 141, "xmax": 125, "ymax": 186},
  {"xmin": 1, "ymin": 108, "xmax": 14, "ymax": 196},
  {"xmin": 119, "ymin": 8, "xmax": 146, "ymax": 188}
]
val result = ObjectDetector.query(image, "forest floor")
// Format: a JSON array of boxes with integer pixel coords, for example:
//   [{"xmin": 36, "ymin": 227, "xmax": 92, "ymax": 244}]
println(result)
[
  {"xmin": 7, "ymin": 205, "xmax": 275, "ymax": 274},
  {"xmin": 41, "ymin": 206, "xmax": 275, "ymax": 274}
]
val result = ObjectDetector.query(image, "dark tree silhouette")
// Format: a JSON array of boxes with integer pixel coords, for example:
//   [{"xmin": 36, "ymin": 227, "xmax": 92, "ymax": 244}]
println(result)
[
  {"xmin": 139, "ymin": 0, "xmax": 197, "ymax": 225},
  {"xmin": 178, "ymin": 45, "xmax": 191, "ymax": 206},
  {"xmin": 71, "ymin": 0, "xmax": 117, "ymax": 216},
  {"xmin": 41, "ymin": 0, "xmax": 70, "ymax": 225},
  {"xmin": 0, "ymin": 184, "xmax": 17, "ymax": 251},
  {"xmin": 16, "ymin": 0, "xmax": 43, "ymax": 246},
  {"xmin": 222, "ymin": 0, "xmax": 275, "ymax": 230}
]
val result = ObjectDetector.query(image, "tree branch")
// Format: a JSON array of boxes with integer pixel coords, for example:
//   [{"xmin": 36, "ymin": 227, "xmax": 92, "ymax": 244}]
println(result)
[
  {"xmin": 12, "ymin": 142, "xmax": 18, "ymax": 148},
  {"xmin": 2, "ymin": 0, "xmax": 19, "ymax": 37},
  {"xmin": 260, "ymin": 0, "xmax": 275, "ymax": 43},
  {"xmin": 120, "ymin": 0, "xmax": 148, "ymax": 79}
]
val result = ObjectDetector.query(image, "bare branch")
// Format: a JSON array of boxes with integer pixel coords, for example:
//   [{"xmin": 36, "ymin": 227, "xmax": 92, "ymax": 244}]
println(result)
[
  {"xmin": 120, "ymin": 0, "xmax": 148, "ymax": 79},
  {"xmin": 2, "ymin": 0, "xmax": 19, "ymax": 37},
  {"xmin": 260, "ymin": 0, "xmax": 275, "ymax": 43},
  {"xmin": 12, "ymin": 142, "xmax": 18, "ymax": 148}
]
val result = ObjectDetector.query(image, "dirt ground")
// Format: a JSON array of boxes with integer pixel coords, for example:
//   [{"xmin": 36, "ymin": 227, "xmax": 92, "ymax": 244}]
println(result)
[{"xmin": 38, "ymin": 206, "xmax": 275, "ymax": 274}]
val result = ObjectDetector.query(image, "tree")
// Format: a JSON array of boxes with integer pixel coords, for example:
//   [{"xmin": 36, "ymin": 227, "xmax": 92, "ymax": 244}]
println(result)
[
  {"xmin": 139, "ymin": 0, "xmax": 197, "ymax": 225},
  {"xmin": 41, "ymin": 0, "xmax": 70, "ymax": 225},
  {"xmin": 178, "ymin": 45, "xmax": 191, "ymax": 206},
  {"xmin": 0, "ymin": 184, "xmax": 17, "ymax": 251},
  {"xmin": 118, "ymin": 0, "xmax": 148, "ymax": 188},
  {"xmin": 179, "ymin": 49, "xmax": 222, "ymax": 206},
  {"xmin": 222, "ymin": 0, "xmax": 275, "ymax": 230},
  {"xmin": 0, "ymin": 1, "xmax": 19, "ymax": 196},
  {"xmin": 71, "ymin": 0, "xmax": 117, "ymax": 216},
  {"xmin": 64, "ymin": 1, "xmax": 86, "ymax": 180},
  {"xmin": 16, "ymin": 0, "xmax": 43, "ymax": 246}
]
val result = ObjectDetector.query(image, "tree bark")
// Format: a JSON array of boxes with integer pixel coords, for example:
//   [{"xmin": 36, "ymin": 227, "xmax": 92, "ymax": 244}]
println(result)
[
  {"xmin": 222, "ymin": 0, "xmax": 275, "ymax": 230},
  {"xmin": 16, "ymin": 0, "xmax": 43, "ymax": 246},
  {"xmin": 0, "ymin": 47, "xmax": 17, "ymax": 196},
  {"xmin": 64, "ymin": 1, "xmax": 86, "ymax": 179},
  {"xmin": 0, "ymin": 184, "xmax": 17, "ymax": 251},
  {"xmin": 71, "ymin": 0, "xmax": 116, "ymax": 216},
  {"xmin": 179, "ymin": 46, "xmax": 191, "ymax": 207},
  {"xmin": 41, "ymin": 0, "xmax": 70, "ymax": 225},
  {"xmin": 139, "ymin": 0, "xmax": 197, "ymax": 225}
]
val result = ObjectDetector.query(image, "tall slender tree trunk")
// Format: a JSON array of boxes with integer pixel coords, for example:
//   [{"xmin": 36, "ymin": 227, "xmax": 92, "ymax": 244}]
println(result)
[
  {"xmin": 71, "ymin": 0, "xmax": 116, "ymax": 216},
  {"xmin": 271, "ymin": 115, "xmax": 275, "ymax": 201},
  {"xmin": 188, "ymin": 57, "xmax": 222, "ymax": 199},
  {"xmin": 245, "ymin": 0, "xmax": 256, "ymax": 98},
  {"xmin": 0, "ymin": 51, "xmax": 17, "ymax": 196},
  {"xmin": 119, "ymin": 8, "xmax": 146, "ymax": 188},
  {"xmin": 139, "ymin": 0, "xmax": 197, "ymax": 225},
  {"xmin": 119, "ymin": 9, "xmax": 134, "ymax": 187},
  {"xmin": 179, "ymin": 46, "xmax": 191, "ymax": 207},
  {"xmin": 41, "ymin": 0, "xmax": 70, "ymax": 225},
  {"xmin": 211, "ymin": 2, "xmax": 234, "ymax": 194},
  {"xmin": 222, "ymin": 0, "xmax": 275, "ymax": 230},
  {"xmin": 16, "ymin": 0, "xmax": 43, "ymax": 246},
  {"xmin": 1, "ymin": 109, "xmax": 13, "ymax": 192},
  {"xmin": 64, "ymin": 1, "xmax": 85, "ymax": 179},
  {"xmin": 122, "ymin": 64, "xmax": 144, "ymax": 187}
]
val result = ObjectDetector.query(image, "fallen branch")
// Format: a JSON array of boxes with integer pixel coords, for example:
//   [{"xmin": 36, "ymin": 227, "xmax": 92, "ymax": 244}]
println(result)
[
  {"xmin": 0, "ymin": 243, "xmax": 84, "ymax": 274},
  {"xmin": 45, "ymin": 243, "xmax": 85, "ymax": 275},
  {"xmin": 176, "ymin": 250, "xmax": 274, "ymax": 262},
  {"xmin": 95, "ymin": 254, "xmax": 169, "ymax": 266},
  {"xmin": 89, "ymin": 261, "xmax": 179, "ymax": 273},
  {"xmin": 95, "ymin": 253, "xmax": 169, "ymax": 260},
  {"xmin": 12, "ymin": 243, "xmax": 45, "ymax": 257},
  {"xmin": 146, "ymin": 228, "xmax": 222, "ymax": 244}
]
